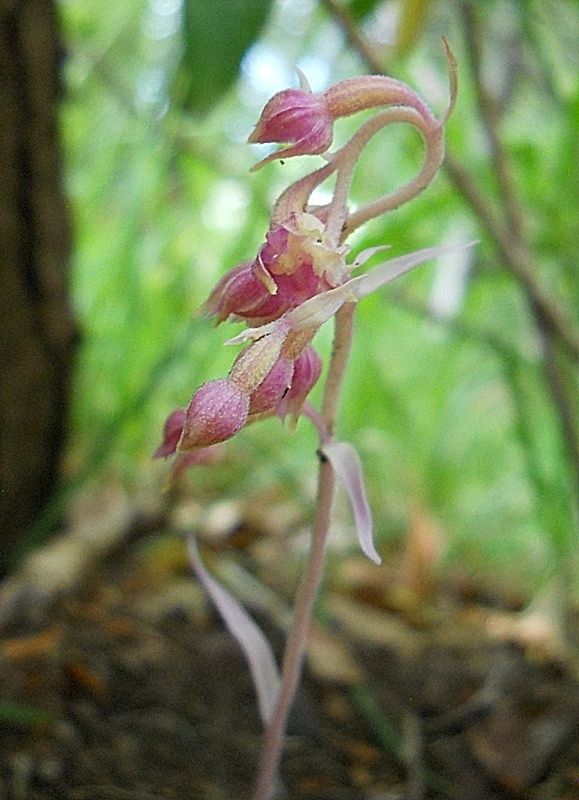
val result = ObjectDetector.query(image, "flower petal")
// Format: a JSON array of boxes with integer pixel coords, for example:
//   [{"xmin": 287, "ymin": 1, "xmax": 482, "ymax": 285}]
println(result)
[
  {"xmin": 153, "ymin": 408, "xmax": 186, "ymax": 458},
  {"xmin": 321, "ymin": 441, "xmax": 381, "ymax": 565},
  {"xmin": 351, "ymin": 244, "xmax": 391, "ymax": 268},
  {"xmin": 285, "ymin": 277, "xmax": 364, "ymax": 329},
  {"xmin": 188, "ymin": 537, "xmax": 281, "ymax": 726}
]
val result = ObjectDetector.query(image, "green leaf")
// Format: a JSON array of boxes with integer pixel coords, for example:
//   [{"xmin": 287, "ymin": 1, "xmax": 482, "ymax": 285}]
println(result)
[
  {"xmin": 174, "ymin": 0, "xmax": 274, "ymax": 115},
  {"xmin": 395, "ymin": 0, "xmax": 435, "ymax": 56},
  {"xmin": 347, "ymin": 0, "xmax": 382, "ymax": 20},
  {"xmin": 0, "ymin": 701, "xmax": 54, "ymax": 727}
]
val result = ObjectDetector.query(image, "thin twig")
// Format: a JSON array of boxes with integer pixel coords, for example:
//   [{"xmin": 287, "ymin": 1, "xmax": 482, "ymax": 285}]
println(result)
[
  {"xmin": 318, "ymin": 0, "xmax": 383, "ymax": 70},
  {"xmin": 462, "ymin": 2, "xmax": 526, "ymax": 238},
  {"xmin": 443, "ymin": 153, "xmax": 579, "ymax": 360},
  {"xmin": 458, "ymin": 1, "xmax": 579, "ymax": 491},
  {"xmin": 320, "ymin": 0, "xmax": 578, "ymax": 642}
]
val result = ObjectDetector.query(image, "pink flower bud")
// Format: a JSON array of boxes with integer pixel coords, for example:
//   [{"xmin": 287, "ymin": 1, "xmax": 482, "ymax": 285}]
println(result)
[
  {"xmin": 249, "ymin": 357, "xmax": 294, "ymax": 415},
  {"xmin": 277, "ymin": 346, "xmax": 322, "ymax": 418},
  {"xmin": 178, "ymin": 379, "xmax": 249, "ymax": 450},
  {"xmin": 248, "ymin": 89, "xmax": 333, "ymax": 168},
  {"xmin": 153, "ymin": 408, "xmax": 186, "ymax": 458},
  {"xmin": 203, "ymin": 261, "xmax": 272, "ymax": 323}
]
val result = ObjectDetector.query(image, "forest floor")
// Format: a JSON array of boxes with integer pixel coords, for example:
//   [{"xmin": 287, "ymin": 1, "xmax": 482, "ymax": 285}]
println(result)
[{"xmin": 0, "ymin": 485, "xmax": 577, "ymax": 800}]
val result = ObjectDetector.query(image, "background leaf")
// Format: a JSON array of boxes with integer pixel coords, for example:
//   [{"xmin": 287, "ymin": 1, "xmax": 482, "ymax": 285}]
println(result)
[
  {"xmin": 347, "ymin": 0, "xmax": 383, "ymax": 20},
  {"xmin": 395, "ymin": 0, "xmax": 435, "ymax": 56},
  {"xmin": 174, "ymin": 0, "xmax": 274, "ymax": 115}
]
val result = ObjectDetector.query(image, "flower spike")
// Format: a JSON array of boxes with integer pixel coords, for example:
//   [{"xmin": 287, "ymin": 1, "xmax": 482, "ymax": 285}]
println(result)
[
  {"xmin": 153, "ymin": 59, "xmax": 470, "ymax": 800},
  {"xmin": 156, "ymin": 65, "xmax": 466, "ymax": 480}
]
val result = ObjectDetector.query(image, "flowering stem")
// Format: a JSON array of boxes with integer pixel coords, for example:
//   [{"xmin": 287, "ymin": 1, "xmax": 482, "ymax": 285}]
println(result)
[{"xmin": 253, "ymin": 303, "xmax": 355, "ymax": 800}]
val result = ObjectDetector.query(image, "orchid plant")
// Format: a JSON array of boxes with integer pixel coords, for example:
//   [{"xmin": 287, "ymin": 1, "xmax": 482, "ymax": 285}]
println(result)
[{"xmin": 156, "ymin": 44, "xmax": 469, "ymax": 800}]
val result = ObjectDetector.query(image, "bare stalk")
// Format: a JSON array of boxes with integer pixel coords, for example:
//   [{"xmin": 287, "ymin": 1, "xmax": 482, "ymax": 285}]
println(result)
[{"xmin": 253, "ymin": 303, "xmax": 355, "ymax": 800}]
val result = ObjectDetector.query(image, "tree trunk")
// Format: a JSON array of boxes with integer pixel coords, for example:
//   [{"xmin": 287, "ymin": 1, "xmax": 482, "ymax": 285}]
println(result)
[{"xmin": 0, "ymin": 0, "xmax": 77, "ymax": 574}]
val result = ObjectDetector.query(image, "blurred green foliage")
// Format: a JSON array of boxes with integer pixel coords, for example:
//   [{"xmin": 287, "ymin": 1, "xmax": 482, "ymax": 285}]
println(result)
[
  {"xmin": 173, "ymin": 0, "xmax": 274, "ymax": 114},
  {"xmin": 60, "ymin": 0, "xmax": 578, "ymax": 596}
]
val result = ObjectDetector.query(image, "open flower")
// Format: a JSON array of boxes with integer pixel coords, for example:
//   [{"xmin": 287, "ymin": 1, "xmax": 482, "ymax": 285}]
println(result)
[{"xmin": 204, "ymin": 212, "xmax": 346, "ymax": 327}]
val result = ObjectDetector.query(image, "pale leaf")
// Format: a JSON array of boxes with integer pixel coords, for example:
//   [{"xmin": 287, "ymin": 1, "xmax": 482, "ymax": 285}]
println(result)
[
  {"xmin": 188, "ymin": 537, "xmax": 280, "ymax": 725},
  {"xmin": 321, "ymin": 441, "xmax": 381, "ymax": 564}
]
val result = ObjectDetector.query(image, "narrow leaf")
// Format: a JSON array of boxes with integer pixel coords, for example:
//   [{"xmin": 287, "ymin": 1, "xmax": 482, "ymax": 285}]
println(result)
[
  {"xmin": 322, "ymin": 441, "xmax": 381, "ymax": 564},
  {"xmin": 355, "ymin": 242, "xmax": 478, "ymax": 299},
  {"xmin": 188, "ymin": 537, "xmax": 280, "ymax": 725}
]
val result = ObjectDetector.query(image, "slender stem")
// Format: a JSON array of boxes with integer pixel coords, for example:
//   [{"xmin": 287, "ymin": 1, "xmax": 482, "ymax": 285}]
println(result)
[
  {"xmin": 344, "ymin": 110, "xmax": 442, "ymax": 236},
  {"xmin": 253, "ymin": 304, "xmax": 355, "ymax": 800}
]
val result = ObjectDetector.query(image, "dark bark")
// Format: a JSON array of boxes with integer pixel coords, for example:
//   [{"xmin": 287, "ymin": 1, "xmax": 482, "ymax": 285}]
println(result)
[{"xmin": 0, "ymin": 0, "xmax": 77, "ymax": 573}]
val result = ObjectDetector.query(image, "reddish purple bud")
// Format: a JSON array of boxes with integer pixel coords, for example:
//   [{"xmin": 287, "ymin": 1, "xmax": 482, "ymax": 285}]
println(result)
[
  {"xmin": 203, "ymin": 261, "xmax": 272, "ymax": 323},
  {"xmin": 179, "ymin": 379, "xmax": 250, "ymax": 450},
  {"xmin": 249, "ymin": 357, "xmax": 294, "ymax": 415},
  {"xmin": 154, "ymin": 408, "xmax": 186, "ymax": 458},
  {"xmin": 258, "ymin": 224, "xmax": 290, "ymax": 273},
  {"xmin": 248, "ymin": 88, "xmax": 333, "ymax": 168},
  {"xmin": 277, "ymin": 346, "xmax": 322, "ymax": 418}
]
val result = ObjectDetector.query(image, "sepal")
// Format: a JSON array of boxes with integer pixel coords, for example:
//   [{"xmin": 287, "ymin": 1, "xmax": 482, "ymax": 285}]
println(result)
[
  {"xmin": 248, "ymin": 88, "xmax": 333, "ymax": 169},
  {"xmin": 178, "ymin": 379, "xmax": 249, "ymax": 451}
]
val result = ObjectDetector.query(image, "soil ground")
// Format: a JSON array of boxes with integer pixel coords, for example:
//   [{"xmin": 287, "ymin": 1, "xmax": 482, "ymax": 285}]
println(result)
[{"xmin": 0, "ymin": 496, "xmax": 577, "ymax": 800}]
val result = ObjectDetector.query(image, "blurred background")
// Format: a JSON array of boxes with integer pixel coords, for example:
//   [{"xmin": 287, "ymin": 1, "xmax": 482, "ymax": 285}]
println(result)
[
  {"xmin": 3, "ymin": 0, "xmax": 576, "ymax": 600},
  {"xmin": 1, "ymin": 1, "xmax": 578, "ymax": 796}
]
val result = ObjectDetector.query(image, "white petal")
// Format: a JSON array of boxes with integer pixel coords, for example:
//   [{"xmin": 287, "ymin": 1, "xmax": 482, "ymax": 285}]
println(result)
[
  {"xmin": 225, "ymin": 319, "xmax": 287, "ymax": 346},
  {"xmin": 351, "ymin": 244, "xmax": 391, "ymax": 268},
  {"xmin": 286, "ymin": 277, "xmax": 365, "ymax": 330}
]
